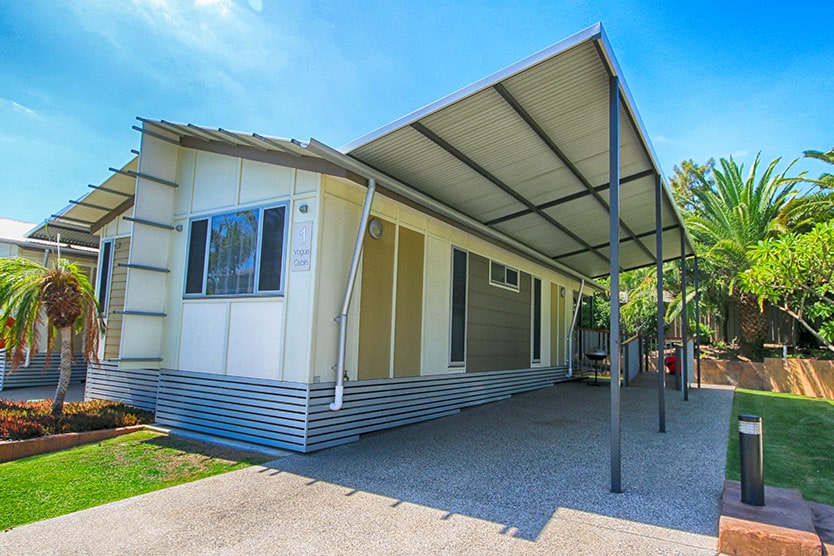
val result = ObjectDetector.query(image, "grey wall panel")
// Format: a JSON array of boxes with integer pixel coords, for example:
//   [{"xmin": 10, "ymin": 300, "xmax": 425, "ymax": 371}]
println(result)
[{"xmin": 466, "ymin": 253, "xmax": 532, "ymax": 372}]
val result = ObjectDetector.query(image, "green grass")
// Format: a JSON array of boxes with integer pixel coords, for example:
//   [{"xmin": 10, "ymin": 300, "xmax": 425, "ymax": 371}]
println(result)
[
  {"xmin": 0, "ymin": 430, "xmax": 272, "ymax": 530},
  {"xmin": 726, "ymin": 389, "xmax": 834, "ymax": 505}
]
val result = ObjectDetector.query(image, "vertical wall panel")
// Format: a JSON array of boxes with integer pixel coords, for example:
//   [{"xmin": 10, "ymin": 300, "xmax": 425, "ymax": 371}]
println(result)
[
  {"xmin": 393, "ymin": 227, "xmax": 424, "ymax": 377},
  {"xmin": 358, "ymin": 217, "xmax": 395, "ymax": 380},
  {"xmin": 466, "ymin": 254, "xmax": 532, "ymax": 372},
  {"xmin": 421, "ymin": 236, "xmax": 453, "ymax": 374}
]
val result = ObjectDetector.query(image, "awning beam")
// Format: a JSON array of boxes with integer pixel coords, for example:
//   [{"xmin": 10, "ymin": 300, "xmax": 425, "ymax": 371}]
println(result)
[
  {"xmin": 411, "ymin": 121, "xmax": 611, "ymax": 265},
  {"xmin": 493, "ymin": 83, "xmax": 656, "ymax": 264},
  {"xmin": 68, "ymin": 199, "xmax": 113, "ymax": 212},
  {"xmin": 555, "ymin": 224, "xmax": 679, "ymax": 261},
  {"xmin": 87, "ymin": 184, "xmax": 134, "ymax": 198},
  {"xmin": 485, "ymin": 168, "xmax": 655, "ymax": 226}
]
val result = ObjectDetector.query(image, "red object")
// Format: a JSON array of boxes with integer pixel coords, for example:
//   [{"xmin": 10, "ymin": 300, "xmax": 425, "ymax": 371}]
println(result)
[
  {"xmin": 664, "ymin": 355, "xmax": 677, "ymax": 375},
  {"xmin": 0, "ymin": 317, "xmax": 11, "ymax": 349}
]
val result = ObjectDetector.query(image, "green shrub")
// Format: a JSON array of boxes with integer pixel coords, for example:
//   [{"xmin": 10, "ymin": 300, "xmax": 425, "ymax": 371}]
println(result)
[{"xmin": 0, "ymin": 399, "xmax": 154, "ymax": 441}]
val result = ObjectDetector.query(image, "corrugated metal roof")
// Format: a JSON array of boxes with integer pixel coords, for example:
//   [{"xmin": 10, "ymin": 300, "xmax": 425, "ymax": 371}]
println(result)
[
  {"xmin": 340, "ymin": 23, "xmax": 694, "ymax": 279},
  {"xmin": 26, "ymin": 157, "xmax": 139, "ymax": 248}
]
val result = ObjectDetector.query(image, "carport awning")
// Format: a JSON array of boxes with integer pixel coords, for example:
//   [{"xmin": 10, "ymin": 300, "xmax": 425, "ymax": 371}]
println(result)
[
  {"xmin": 26, "ymin": 157, "xmax": 139, "ymax": 248},
  {"xmin": 340, "ymin": 23, "xmax": 694, "ymax": 279}
]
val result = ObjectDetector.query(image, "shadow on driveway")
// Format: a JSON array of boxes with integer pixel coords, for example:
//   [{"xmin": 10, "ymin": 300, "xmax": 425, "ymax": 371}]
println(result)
[{"xmin": 270, "ymin": 381, "xmax": 734, "ymax": 541}]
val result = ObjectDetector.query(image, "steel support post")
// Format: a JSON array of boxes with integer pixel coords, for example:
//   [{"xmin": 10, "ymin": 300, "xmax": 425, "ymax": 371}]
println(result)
[
  {"xmin": 655, "ymin": 173, "xmax": 666, "ymax": 432},
  {"xmin": 680, "ymin": 231, "xmax": 689, "ymax": 401},
  {"xmin": 695, "ymin": 256, "xmax": 702, "ymax": 388},
  {"xmin": 609, "ymin": 75, "xmax": 622, "ymax": 493}
]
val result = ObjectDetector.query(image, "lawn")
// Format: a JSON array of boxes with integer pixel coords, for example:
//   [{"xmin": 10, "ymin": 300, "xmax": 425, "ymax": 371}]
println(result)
[
  {"xmin": 0, "ymin": 430, "xmax": 273, "ymax": 530},
  {"xmin": 726, "ymin": 388, "xmax": 834, "ymax": 505}
]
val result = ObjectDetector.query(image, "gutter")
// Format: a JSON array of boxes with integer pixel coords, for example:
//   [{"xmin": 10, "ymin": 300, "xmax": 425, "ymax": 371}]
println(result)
[{"xmin": 296, "ymin": 138, "xmax": 601, "ymax": 290}]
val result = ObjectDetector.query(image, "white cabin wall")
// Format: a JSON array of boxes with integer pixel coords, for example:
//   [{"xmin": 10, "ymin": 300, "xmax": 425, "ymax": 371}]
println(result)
[{"xmin": 161, "ymin": 148, "xmax": 318, "ymax": 382}]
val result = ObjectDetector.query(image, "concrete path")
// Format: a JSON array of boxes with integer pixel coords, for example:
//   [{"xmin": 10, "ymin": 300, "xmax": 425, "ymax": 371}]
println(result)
[
  {"xmin": 0, "ymin": 381, "xmax": 734, "ymax": 555},
  {"xmin": 0, "ymin": 382, "xmax": 85, "ymax": 402}
]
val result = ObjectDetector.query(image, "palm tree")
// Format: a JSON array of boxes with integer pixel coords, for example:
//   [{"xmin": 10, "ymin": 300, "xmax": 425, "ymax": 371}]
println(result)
[
  {"xmin": 686, "ymin": 154, "xmax": 801, "ymax": 354},
  {"xmin": 0, "ymin": 256, "xmax": 103, "ymax": 416}
]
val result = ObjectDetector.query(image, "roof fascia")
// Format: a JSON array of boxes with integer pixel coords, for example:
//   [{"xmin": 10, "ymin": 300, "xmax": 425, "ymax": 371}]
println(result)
[{"xmin": 593, "ymin": 26, "xmax": 697, "ymax": 257}]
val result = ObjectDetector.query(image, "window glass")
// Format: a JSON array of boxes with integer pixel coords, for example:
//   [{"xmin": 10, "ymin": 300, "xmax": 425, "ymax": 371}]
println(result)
[
  {"xmin": 532, "ymin": 278, "xmax": 541, "ymax": 361},
  {"xmin": 258, "ymin": 206, "xmax": 285, "ymax": 292},
  {"xmin": 185, "ymin": 204, "xmax": 287, "ymax": 297},
  {"xmin": 185, "ymin": 219, "xmax": 208, "ymax": 294},
  {"xmin": 207, "ymin": 210, "xmax": 259, "ymax": 295},
  {"xmin": 489, "ymin": 260, "xmax": 520, "ymax": 291},
  {"xmin": 450, "ymin": 248, "xmax": 467, "ymax": 364},
  {"xmin": 490, "ymin": 261, "xmax": 504, "ymax": 283},
  {"xmin": 97, "ymin": 240, "xmax": 112, "ymax": 311}
]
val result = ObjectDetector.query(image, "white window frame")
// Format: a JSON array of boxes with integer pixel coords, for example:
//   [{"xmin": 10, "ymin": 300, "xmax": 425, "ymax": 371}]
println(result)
[
  {"xmin": 183, "ymin": 202, "xmax": 289, "ymax": 298},
  {"xmin": 489, "ymin": 260, "xmax": 520, "ymax": 292}
]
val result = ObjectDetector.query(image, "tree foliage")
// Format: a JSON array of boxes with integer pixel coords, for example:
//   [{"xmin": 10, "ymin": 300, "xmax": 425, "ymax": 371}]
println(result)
[
  {"xmin": 684, "ymin": 154, "xmax": 802, "ymax": 352},
  {"xmin": 0, "ymin": 257, "xmax": 104, "ymax": 415},
  {"xmin": 741, "ymin": 222, "xmax": 834, "ymax": 351}
]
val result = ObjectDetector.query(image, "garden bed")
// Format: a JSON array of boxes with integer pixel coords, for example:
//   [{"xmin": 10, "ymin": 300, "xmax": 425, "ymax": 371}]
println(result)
[{"xmin": 0, "ymin": 398, "xmax": 155, "ymax": 441}]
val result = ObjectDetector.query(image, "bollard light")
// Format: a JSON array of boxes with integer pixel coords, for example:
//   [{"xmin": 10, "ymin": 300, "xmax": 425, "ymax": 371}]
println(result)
[{"xmin": 738, "ymin": 414, "xmax": 765, "ymax": 506}]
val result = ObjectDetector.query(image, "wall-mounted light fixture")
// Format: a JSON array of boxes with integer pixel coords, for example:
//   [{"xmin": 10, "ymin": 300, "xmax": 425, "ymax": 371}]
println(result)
[
  {"xmin": 368, "ymin": 218, "xmax": 383, "ymax": 239},
  {"xmin": 299, "ymin": 203, "xmax": 309, "ymax": 214},
  {"xmin": 560, "ymin": 286, "xmax": 566, "ymax": 297}
]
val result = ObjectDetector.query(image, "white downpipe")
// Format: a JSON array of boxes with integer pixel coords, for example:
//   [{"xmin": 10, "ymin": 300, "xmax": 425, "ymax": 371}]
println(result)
[
  {"xmin": 566, "ymin": 279, "xmax": 585, "ymax": 377},
  {"xmin": 331, "ymin": 178, "xmax": 377, "ymax": 411}
]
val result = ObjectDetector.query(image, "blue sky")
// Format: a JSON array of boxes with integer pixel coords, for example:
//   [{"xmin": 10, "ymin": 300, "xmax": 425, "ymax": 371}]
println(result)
[{"xmin": 1, "ymin": 0, "xmax": 832, "ymax": 224}]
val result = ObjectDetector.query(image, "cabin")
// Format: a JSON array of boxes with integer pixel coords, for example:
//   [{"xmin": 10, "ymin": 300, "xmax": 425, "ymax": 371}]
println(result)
[{"xmin": 27, "ymin": 24, "xmax": 692, "ymax": 452}]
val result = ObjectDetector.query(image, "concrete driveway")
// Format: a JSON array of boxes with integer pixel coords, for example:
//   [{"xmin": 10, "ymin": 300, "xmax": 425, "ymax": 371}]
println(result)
[
  {"xmin": 0, "ymin": 380, "xmax": 734, "ymax": 555},
  {"xmin": 0, "ymin": 382, "xmax": 85, "ymax": 402}
]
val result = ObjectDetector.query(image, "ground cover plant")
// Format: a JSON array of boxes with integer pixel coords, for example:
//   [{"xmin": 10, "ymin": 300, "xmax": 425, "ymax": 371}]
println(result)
[
  {"xmin": 0, "ymin": 430, "xmax": 272, "ymax": 530},
  {"xmin": 0, "ymin": 398, "xmax": 154, "ymax": 440},
  {"xmin": 726, "ymin": 388, "xmax": 834, "ymax": 505}
]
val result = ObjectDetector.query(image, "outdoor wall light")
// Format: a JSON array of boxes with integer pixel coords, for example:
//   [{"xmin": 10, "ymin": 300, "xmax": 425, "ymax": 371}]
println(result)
[
  {"xmin": 298, "ymin": 203, "xmax": 309, "ymax": 214},
  {"xmin": 560, "ymin": 286, "xmax": 566, "ymax": 297},
  {"xmin": 368, "ymin": 218, "xmax": 383, "ymax": 239}
]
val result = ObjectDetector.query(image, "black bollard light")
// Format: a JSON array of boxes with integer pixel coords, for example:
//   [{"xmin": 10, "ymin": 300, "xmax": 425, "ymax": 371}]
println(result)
[{"xmin": 738, "ymin": 414, "xmax": 765, "ymax": 506}]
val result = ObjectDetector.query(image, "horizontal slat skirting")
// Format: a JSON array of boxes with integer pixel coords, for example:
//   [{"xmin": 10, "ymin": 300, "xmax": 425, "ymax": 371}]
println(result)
[
  {"xmin": 159, "ymin": 375, "xmax": 309, "ymax": 404},
  {"xmin": 155, "ymin": 370, "xmax": 311, "ymax": 450},
  {"xmin": 158, "ymin": 388, "xmax": 308, "ymax": 416},
  {"xmin": 148, "ymin": 417, "xmax": 305, "ymax": 452},
  {"xmin": 0, "ymin": 353, "xmax": 87, "ymax": 390},
  {"xmin": 309, "ymin": 369, "xmax": 565, "ymax": 400},
  {"xmin": 157, "ymin": 397, "xmax": 307, "ymax": 428},
  {"xmin": 84, "ymin": 364, "xmax": 160, "ymax": 411},
  {"xmin": 154, "ymin": 407, "xmax": 305, "ymax": 442},
  {"xmin": 308, "ymin": 366, "xmax": 568, "ymax": 394},
  {"xmin": 306, "ymin": 376, "xmax": 555, "ymax": 420}
]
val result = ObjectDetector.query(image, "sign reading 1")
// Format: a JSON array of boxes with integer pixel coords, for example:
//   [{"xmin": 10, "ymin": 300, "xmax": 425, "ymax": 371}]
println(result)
[{"xmin": 292, "ymin": 221, "xmax": 312, "ymax": 272}]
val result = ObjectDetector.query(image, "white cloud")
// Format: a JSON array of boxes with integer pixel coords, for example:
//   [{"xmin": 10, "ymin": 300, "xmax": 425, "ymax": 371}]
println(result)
[{"xmin": 0, "ymin": 98, "xmax": 38, "ymax": 118}]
